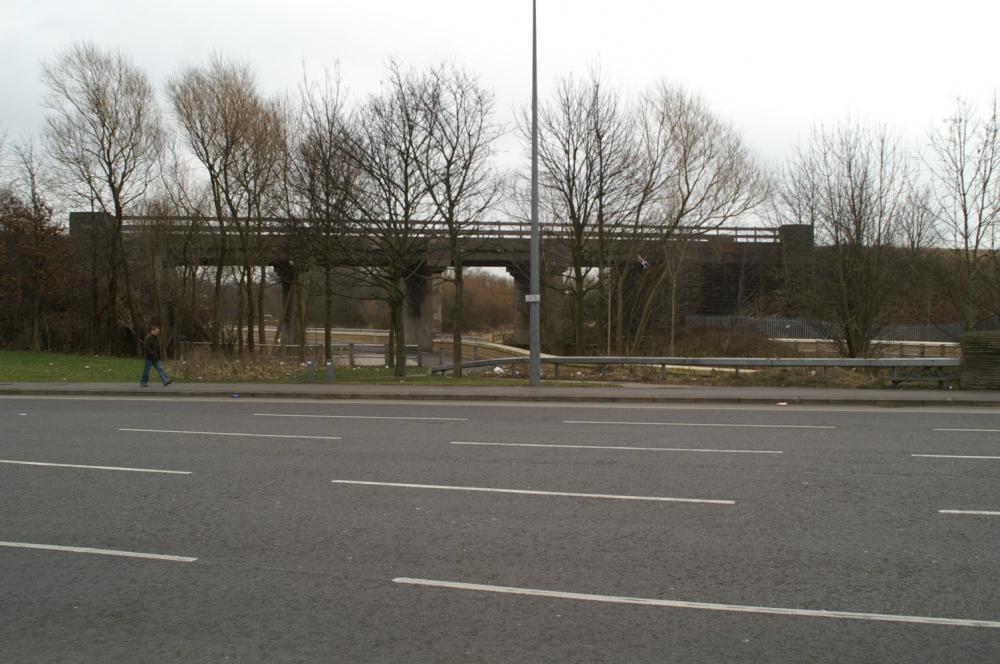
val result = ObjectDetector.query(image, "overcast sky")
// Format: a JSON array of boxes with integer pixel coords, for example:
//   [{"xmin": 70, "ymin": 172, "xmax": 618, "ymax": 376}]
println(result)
[{"xmin": 2, "ymin": 0, "xmax": 998, "ymax": 168}]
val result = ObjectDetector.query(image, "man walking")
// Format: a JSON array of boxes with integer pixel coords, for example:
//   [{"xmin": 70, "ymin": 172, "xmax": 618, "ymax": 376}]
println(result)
[{"xmin": 140, "ymin": 325, "xmax": 172, "ymax": 387}]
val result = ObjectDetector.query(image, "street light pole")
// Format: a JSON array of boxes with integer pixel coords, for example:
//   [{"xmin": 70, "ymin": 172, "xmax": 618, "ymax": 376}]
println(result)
[{"xmin": 528, "ymin": 0, "xmax": 541, "ymax": 387}]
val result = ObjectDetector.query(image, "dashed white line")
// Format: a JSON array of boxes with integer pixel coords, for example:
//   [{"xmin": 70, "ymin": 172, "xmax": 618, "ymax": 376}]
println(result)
[
  {"xmin": 119, "ymin": 428, "xmax": 341, "ymax": 440},
  {"xmin": 392, "ymin": 578, "xmax": 1000, "ymax": 629},
  {"xmin": 939, "ymin": 510, "xmax": 1000, "ymax": 517},
  {"xmin": 0, "ymin": 459, "xmax": 190, "ymax": 475},
  {"xmin": 451, "ymin": 442, "xmax": 783, "ymax": 455},
  {"xmin": 332, "ymin": 480, "xmax": 733, "ymax": 505},
  {"xmin": 0, "ymin": 541, "xmax": 197, "ymax": 562},
  {"xmin": 934, "ymin": 428, "xmax": 1000, "ymax": 433},
  {"xmin": 912, "ymin": 454, "xmax": 1000, "ymax": 460},
  {"xmin": 564, "ymin": 420, "xmax": 834, "ymax": 430},
  {"xmin": 255, "ymin": 413, "xmax": 467, "ymax": 421}
]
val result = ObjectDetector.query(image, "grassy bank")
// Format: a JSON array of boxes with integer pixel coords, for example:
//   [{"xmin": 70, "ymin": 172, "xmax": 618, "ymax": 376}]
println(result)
[{"xmin": 0, "ymin": 350, "xmax": 531, "ymax": 385}]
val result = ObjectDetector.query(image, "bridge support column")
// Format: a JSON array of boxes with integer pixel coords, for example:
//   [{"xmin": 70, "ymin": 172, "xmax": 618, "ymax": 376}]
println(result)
[
  {"xmin": 405, "ymin": 268, "xmax": 443, "ymax": 351},
  {"xmin": 506, "ymin": 263, "xmax": 531, "ymax": 347},
  {"xmin": 273, "ymin": 261, "xmax": 302, "ymax": 350}
]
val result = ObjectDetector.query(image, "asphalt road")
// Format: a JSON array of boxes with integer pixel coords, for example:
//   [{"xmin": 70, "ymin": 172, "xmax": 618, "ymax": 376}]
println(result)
[{"xmin": 2, "ymin": 395, "xmax": 999, "ymax": 663}]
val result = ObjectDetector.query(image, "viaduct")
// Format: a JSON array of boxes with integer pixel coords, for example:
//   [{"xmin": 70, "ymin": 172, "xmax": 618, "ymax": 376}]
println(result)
[{"xmin": 68, "ymin": 212, "xmax": 814, "ymax": 350}]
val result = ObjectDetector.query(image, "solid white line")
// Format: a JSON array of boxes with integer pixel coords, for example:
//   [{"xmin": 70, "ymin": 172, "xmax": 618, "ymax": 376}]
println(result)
[
  {"xmin": 0, "ymin": 541, "xmax": 196, "ymax": 562},
  {"xmin": 934, "ymin": 428, "xmax": 1000, "ymax": 433},
  {"xmin": 564, "ymin": 420, "xmax": 834, "ymax": 430},
  {"xmin": 119, "ymin": 428, "xmax": 341, "ymax": 440},
  {"xmin": 0, "ymin": 459, "xmax": 190, "ymax": 475},
  {"xmin": 392, "ymin": 578, "xmax": 1000, "ymax": 629},
  {"xmin": 332, "ymin": 480, "xmax": 733, "ymax": 504},
  {"xmin": 913, "ymin": 454, "xmax": 1000, "ymax": 460},
  {"xmin": 450, "ymin": 441, "xmax": 783, "ymax": 455},
  {"xmin": 255, "ymin": 413, "xmax": 467, "ymax": 421},
  {"xmin": 939, "ymin": 510, "xmax": 1000, "ymax": 516}
]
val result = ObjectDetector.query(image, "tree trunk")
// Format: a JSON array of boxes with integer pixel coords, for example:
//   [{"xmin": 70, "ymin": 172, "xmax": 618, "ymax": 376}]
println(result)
[
  {"xmin": 452, "ymin": 262, "xmax": 464, "ymax": 377},
  {"xmin": 295, "ymin": 275, "xmax": 307, "ymax": 363},
  {"xmin": 236, "ymin": 268, "xmax": 245, "ymax": 357},
  {"xmin": 105, "ymin": 215, "xmax": 121, "ymax": 355},
  {"xmin": 323, "ymin": 265, "xmax": 333, "ymax": 362},
  {"xmin": 573, "ymin": 267, "xmax": 586, "ymax": 354},
  {"xmin": 30, "ymin": 295, "xmax": 42, "ymax": 352},
  {"xmin": 245, "ymin": 265, "xmax": 256, "ymax": 357},
  {"xmin": 390, "ymin": 290, "xmax": 406, "ymax": 378},
  {"xmin": 258, "ymin": 265, "xmax": 267, "ymax": 347},
  {"xmin": 669, "ymin": 276, "xmax": 678, "ymax": 356}
]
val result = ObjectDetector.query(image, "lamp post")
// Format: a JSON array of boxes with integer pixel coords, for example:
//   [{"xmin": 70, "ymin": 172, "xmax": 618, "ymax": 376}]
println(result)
[{"xmin": 528, "ymin": 0, "xmax": 541, "ymax": 387}]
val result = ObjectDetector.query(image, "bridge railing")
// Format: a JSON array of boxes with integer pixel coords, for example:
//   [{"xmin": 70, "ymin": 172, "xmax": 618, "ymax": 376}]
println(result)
[{"xmin": 114, "ymin": 216, "xmax": 782, "ymax": 244}]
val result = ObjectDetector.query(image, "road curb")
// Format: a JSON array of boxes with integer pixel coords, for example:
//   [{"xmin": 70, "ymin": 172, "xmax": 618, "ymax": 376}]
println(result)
[{"xmin": 1, "ymin": 387, "xmax": 998, "ymax": 408}]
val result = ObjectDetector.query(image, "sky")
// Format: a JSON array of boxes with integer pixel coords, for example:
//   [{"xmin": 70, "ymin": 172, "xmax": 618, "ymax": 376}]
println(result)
[{"xmin": 2, "ymin": 0, "xmax": 999, "ymax": 171}]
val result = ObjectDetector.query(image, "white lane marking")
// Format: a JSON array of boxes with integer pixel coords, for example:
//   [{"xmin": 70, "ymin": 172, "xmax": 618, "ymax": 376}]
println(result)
[
  {"xmin": 564, "ymin": 420, "xmax": 834, "ymax": 430},
  {"xmin": 0, "ymin": 541, "xmax": 196, "ymax": 562},
  {"xmin": 935, "ymin": 428, "xmax": 1000, "ymax": 433},
  {"xmin": 392, "ymin": 578, "xmax": 1000, "ymax": 629},
  {"xmin": 255, "ymin": 413, "xmax": 467, "ymax": 421},
  {"xmin": 451, "ymin": 441, "xmax": 783, "ymax": 455},
  {"xmin": 0, "ymin": 459, "xmax": 190, "ymax": 475},
  {"xmin": 939, "ymin": 510, "xmax": 1000, "ymax": 516},
  {"xmin": 913, "ymin": 454, "xmax": 1000, "ymax": 460},
  {"xmin": 119, "ymin": 428, "xmax": 341, "ymax": 440},
  {"xmin": 333, "ymin": 480, "xmax": 733, "ymax": 505}
]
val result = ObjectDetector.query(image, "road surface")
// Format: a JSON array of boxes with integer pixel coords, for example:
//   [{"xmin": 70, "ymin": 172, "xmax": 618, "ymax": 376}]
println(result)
[{"xmin": 2, "ymin": 395, "xmax": 998, "ymax": 662}]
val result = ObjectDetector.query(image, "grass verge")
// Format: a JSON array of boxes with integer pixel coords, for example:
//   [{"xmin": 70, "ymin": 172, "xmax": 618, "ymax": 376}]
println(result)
[{"xmin": 0, "ymin": 351, "xmax": 591, "ymax": 386}]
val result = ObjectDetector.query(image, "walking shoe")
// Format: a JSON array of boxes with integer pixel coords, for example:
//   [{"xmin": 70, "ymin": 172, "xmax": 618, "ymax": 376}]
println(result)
[
  {"xmin": 140, "ymin": 384, "xmax": 149, "ymax": 388},
  {"xmin": 164, "ymin": 380, "xmax": 173, "ymax": 386}
]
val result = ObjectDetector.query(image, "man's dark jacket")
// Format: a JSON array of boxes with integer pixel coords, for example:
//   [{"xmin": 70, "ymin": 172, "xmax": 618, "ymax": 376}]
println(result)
[{"xmin": 143, "ymin": 334, "xmax": 161, "ymax": 361}]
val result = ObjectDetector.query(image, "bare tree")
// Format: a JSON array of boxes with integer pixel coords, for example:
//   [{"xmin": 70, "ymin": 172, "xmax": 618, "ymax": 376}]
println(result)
[
  {"xmin": 168, "ymin": 56, "xmax": 283, "ymax": 355},
  {"xmin": 926, "ymin": 97, "xmax": 1000, "ymax": 331},
  {"xmin": 42, "ymin": 42, "xmax": 163, "ymax": 353},
  {"xmin": 339, "ymin": 63, "xmax": 435, "ymax": 378},
  {"xmin": 157, "ymin": 145, "xmax": 216, "ymax": 346},
  {"xmin": 415, "ymin": 63, "xmax": 503, "ymax": 375},
  {"xmin": 620, "ymin": 84, "xmax": 768, "ymax": 354},
  {"xmin": 779, "ymin": 122, "xmax": 911, "ymax": 357},
  {"xmin": 286, "ymin": 67, "xmax": 357, "ymax": 362},
  {"xmin": 531, "ymin": 70, "xmax": 637, "ymax": 354},
  {"xmin": 3, "ymin": 142, "xmax": 60, "ymax": 350}
]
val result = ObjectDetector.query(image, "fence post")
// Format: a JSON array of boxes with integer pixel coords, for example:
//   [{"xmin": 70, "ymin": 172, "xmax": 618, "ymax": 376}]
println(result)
[
  {"xmin": 305, "ymin": 360, "xmax": 315, "ymax": 383},
  {"xmin": 554, "ymin": 363, "xmax": 560, "ymax": 379},
  {"xmin": 348, "ymin": 343, "xmax": 355, "ymax": 368},
  {"xmin": 417, "ymin": 347, "xmax": 423, "ymax": 368},
  {"xmin": 326, "ymin": 360, "xmax": 335, "ymax": 384}
]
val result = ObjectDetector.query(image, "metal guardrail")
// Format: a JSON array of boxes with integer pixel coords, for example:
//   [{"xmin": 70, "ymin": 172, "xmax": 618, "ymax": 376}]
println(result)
[
  {"xmin": 432, "ymin": 356, "xmax": 959, "ymax": 371},
  {"xmin": 430, "ymin": 355, "xmax": 960, "ymax": 387}
]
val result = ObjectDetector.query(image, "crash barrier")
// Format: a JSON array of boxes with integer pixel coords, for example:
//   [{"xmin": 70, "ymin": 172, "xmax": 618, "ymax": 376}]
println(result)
[{"xmin": 431, "ymin": 356, "xmax": 960, "ymax": 388}]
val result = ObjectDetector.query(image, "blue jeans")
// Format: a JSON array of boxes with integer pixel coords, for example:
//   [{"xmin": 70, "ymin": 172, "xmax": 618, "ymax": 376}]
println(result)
[{"xmin": 141, "ymin": 359, "xmax": 170, "ymax": 385}]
